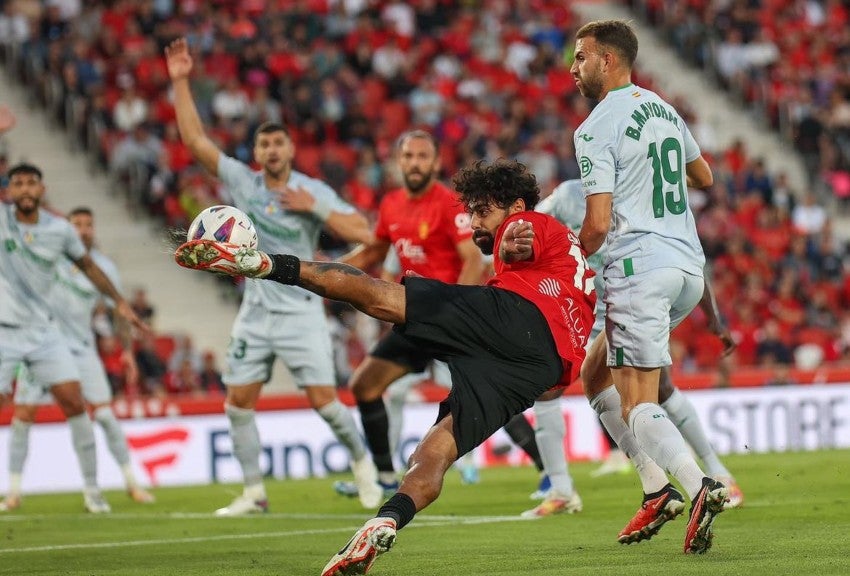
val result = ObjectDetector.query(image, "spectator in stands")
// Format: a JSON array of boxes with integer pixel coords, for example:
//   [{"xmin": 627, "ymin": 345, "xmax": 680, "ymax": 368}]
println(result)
[
  {"xmin": 109, "ymin": 122, "xmax": 162, "ymax": 190},
  {"xmin": 245, "ymin": 85, "xmax": 282, "ymax": 128},
  {"xmin": 133, "ymin": 335, "xmax": 166, "ymax": 397},
  {"xmin": 167, "ymin": 334, "xmax": 202, "ymax": 375},
  {"xmin": 163, "ymin": 357, "xmax": 203, "ymax": 397},
  {"xmin": 791, "ymin": 191, "xmax": 828, "ymax": 236},
  {"xmin": 130, "ymin": 287, "xmax": 155, "ymax": 324},
  {"xmin": 113, "ymin": 83, "xmax": 148, "ymax": 133},
  {"xmin": 199, "ymin": 351, "xmax": 225, "ymax": 395},
  {"xmin": 756, "ymin": 319, "xmax": 794, "ymax": 366},
  {"xmin": 212, "ymin": 78, "xmax": 250, "ymax": 125}
]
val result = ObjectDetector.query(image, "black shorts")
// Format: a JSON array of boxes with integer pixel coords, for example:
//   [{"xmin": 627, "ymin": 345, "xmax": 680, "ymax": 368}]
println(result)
[
  {"xmin": 370, "ymin": 328, "xmax": 433, "ymax": 374},
  {"xmin": 394, "ymin": 277, "xmax": 563, "ymax": 456}
]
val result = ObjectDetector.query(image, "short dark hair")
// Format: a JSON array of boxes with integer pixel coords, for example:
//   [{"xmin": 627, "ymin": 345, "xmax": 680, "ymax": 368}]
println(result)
[
  {"xmin": 69, "ymin": 206, "xmax": 93, "ymax": 218},
  {"xmin": 253, "ymin": 121, "xmax": 289, "ymax": 144},
  {"xmin": 7, "ymin": 163, "xmax": 43, "ymax": 181},
  {"xmin": 576, "ymin": 20, "xmax": 639, "ymax": 67},
  {"xmin": 396, "ymin": 129, "xmax": 439, "ymax": 154},
  {"xmin": 453, "ymin": 159, "xmax": 540, "ymax": 212}
]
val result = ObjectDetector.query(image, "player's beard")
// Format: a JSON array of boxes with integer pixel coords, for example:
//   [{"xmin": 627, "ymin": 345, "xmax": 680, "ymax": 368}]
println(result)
[
  {"xmin": 577, "ymin": 66, "xmax": 604, "ymax": 100},
  {"xmin": 14, "ymin": 196, "xmax": 38, "ymax": 216},
  {"xmin": 473, "ymin": 230, "xmax": 495, "ymax": 255},
  {"xmin": 403, "ymin": 167, "xmax": 435, "ymax": 194}
]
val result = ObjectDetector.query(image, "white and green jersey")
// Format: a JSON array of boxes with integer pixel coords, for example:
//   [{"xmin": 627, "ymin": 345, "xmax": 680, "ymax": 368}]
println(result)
[
  {"xmin": 218, "ymin": 155, "xmax": 356, "ymax": 313},
  {"xmin": 574, "ymin": 83, "xmax": 705, "ymax": 279},
  {"xmin": 0, "ymin": 205, "xmax": 87, "ymax": 326},
  {"xmin": 50, "ymin": 249, "xmax": 121, "ymax": 350},
  {"xmin": 537, "ymin": 179, "xmax": 605, "ymax": 291}
]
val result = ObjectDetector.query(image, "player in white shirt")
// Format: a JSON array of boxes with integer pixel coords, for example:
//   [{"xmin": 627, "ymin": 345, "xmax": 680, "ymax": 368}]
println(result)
[
  {"xmin": 571, "ymin": 20, "xmax": 727, "ymax": 554},
  {"xmin": 529, "ymin": 180, "xmax": 743, "ymax": 519},
  {"xmin": 4, "ymin": 208, "xmax": 154, "ymax": 511},
  {"xmin": 0, "ymin": 161, "xmax": 146, "ymax": 514},
  {"xmin": 165, "ymin": 37, "xmax": 381, "ymax": 513}
]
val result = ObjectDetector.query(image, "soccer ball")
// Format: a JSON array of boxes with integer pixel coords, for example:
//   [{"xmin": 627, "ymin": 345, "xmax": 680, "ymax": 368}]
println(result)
[{"xmin": 187, "ymin": 205, "xmax": 258, "ymax": 248}]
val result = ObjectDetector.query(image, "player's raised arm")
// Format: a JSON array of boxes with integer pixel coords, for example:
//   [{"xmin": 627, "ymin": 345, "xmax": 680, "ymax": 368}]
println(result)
[{"xmin": 165, "ymin": 38, "xmax": 221, "ymax": 175}]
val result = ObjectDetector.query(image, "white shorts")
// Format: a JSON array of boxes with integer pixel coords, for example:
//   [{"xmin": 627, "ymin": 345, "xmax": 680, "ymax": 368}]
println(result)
[
  {"xmin": 223, "ymin": 303, "xmax": 336, "ymax": 387},
  {"xmin": 14, "ymin": 343, "xmax": 112, "ymax": 405},
  {"xmin": 0, "ymin": 324, "xmax": 80, "ymax": 396},
  {"xmin": 604, "ymin": 268, "xmax": 703, "ymax": 368}
]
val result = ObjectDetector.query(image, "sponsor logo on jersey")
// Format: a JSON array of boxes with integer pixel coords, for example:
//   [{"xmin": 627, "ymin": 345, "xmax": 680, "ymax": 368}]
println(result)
[
  {"xmin": 454, "ymin": 212, "xmax": 472, "ymax": 233},
  {"xmin": 578, "ymin": 133, "xmax": 594, "ymax": 142},
  {"xmin": 538, "ymin": 277, "xmax": 561, "ymax": 298},
  {"xmin": 579, "ymin": 156, "xmax": 594, "ymax": 177}
]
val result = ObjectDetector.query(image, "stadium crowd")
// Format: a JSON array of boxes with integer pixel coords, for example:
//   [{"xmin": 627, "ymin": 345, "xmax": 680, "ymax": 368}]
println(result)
[
  {"xmin": 2, "ymin": 0, "xmax": 850, "ymax": 399},
  {"xmin": 625, "ymin": 0, "xmax": 850, "ymax": 205}
]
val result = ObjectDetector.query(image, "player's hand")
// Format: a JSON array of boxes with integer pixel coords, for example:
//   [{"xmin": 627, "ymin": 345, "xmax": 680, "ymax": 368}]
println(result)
[
  {"xmin": 0, "ymin": 105, "xmax": 16, "ymax": 134},
  {"xmin": 116, "ymin": 299, "xmax": 150, "ymax": 336},
  {"xmin": 164, "ymin": 38, "xmax": 193, "ymax": 81},
  {"xmin": 279, "ymin": 186, "xmax": 316, "ymax": 213},
  {"xmin": 500, "ymin": 219, "xmax": 534, "ymax": 262},
  {"xmin": 709, "ymin": 319, "xmax": 737, "ymax": 357}
]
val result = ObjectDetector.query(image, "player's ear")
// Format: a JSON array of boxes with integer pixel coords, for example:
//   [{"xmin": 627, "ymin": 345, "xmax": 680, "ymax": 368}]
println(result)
[{"xmin": 509, "ymin": 198, "xmax": 526, "ymax": 215}]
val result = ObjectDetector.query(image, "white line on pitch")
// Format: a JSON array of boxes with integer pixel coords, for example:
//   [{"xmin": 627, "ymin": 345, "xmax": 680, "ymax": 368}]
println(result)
[
  {"xmin": 0, "ymin": 511, "xmax": 522, "ymax": 522},
  {"xmin": 0, "ymin": 515, "xmax": 529, "ymax": 554}
]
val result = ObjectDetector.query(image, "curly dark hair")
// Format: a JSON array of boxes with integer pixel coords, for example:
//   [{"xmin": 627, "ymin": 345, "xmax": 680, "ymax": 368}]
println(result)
[{"xmin": 453, "ymin": 159, "xmax": 540, "ymax": 212}]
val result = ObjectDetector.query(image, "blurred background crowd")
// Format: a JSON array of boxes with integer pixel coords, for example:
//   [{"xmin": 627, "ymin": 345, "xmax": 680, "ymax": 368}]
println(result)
[{"xmin": 2, "ymin": 0, "xmax": 850, "ymax": 398}]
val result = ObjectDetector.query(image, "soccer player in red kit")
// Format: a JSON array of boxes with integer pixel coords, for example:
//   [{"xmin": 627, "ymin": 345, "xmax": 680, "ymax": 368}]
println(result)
[
  {"xmin": 174, "ymin": 159, "xmax": 596, "ymax": 575},
  {"xmin": 338, "ymin": 130, "xmax": 548, "ymax": 502},
  {"xmin": 338, "ymin": 130, "xmax": 485, "ymax": 503}
]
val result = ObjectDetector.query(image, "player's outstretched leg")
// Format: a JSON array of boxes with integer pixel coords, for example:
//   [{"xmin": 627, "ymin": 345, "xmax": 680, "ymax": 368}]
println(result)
[
  {"xmin": 175, "ymin": 241, "xmax": 406, "ymax": 324},
  {"xmin": 322, "ymin": 415, "xmax": 458, "ymax": 576}
]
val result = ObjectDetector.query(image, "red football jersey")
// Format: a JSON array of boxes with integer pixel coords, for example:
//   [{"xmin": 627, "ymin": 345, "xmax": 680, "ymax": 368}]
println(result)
[
  {"xmin": 375, "ymin": 182, "xmax": 472, "ymax": 283},
  {"xmin": 488, "ymin": 211, "xmax": 597, "ymax": 386}
]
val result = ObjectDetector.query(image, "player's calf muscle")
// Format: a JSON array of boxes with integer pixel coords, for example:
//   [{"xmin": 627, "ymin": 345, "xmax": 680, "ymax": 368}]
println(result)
[{"xmin": 299, "ymin": 262, "xmax": 406, "ymax": 323}]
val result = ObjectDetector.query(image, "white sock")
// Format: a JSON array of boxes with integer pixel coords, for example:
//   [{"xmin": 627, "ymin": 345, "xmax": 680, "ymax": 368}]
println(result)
[
  {"xmin": 386, "ymin": 376, "xmax": 417, "ymax": 459},
  {"xmin": 533, "ymin": 398, "xmax": 573, "ymax": 496},
  {"xmin": 244, "ymin": 482, "xmax": 266, "ymax": 500},
  {"xmin": 628, "ymin": 402, "xmax": 705, "ymax": 499},
  {"xmin": 225, "ymin": 403, "xmax": 264, "ymax": 487},
  {"xmin": 9, "ymin": 418, "xmax": 31, "ymax": 478},
  {"xmin": 317, "ymin": 399, "xmax": 367, "ymax": 462},
  {"xmin": 662, "ymin": 389, "xmax": 731, "ymax": 478},
  {"xmin": 9, "ymin": 473, "xmax": 22, "ymax": 497},
  {"xmin": 68, "ymin": 413, "xmax": 98, "ymax": 490},
  {"xmin": 93, "ymin": 406, "xmax": 136, "ymax": 486},
  {"xmin": 590, "ymin": 387, "xmax": 668, "ymax": 494}
]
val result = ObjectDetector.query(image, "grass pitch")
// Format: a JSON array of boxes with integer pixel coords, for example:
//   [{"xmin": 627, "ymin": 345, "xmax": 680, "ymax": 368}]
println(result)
[{"xmin": 1, "ymin": 450, "xmax": 848, "ymax": 576}]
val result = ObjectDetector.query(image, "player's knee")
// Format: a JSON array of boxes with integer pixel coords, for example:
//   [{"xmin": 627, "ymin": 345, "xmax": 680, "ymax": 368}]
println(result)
[
  {"xmin": 13, "ymin": 405, "xmax": 37, "ymax": 423},
  {"xmin": 304, "ymin": 385, "xmax": 337, "ymax": 409},
  {"xmin": 350, "ymin": 373, "xmax": 388, "ymax": 402},
  {"xmin": 57, "ymin": 396, "xmax": 86, "ymax": 417}
]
